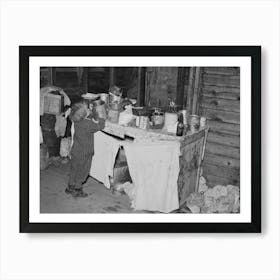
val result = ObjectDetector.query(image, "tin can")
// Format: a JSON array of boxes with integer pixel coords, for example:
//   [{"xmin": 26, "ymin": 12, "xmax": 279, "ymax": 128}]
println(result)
[
  {"xmin": 108, "ymin": 109, "xmax": 119, "ymax": 124},
  {"xmin": 189, "ymin": 114, "xmax": 200, "ymax": 132},
  {"xmin": 200, "ymin": 116, "xmax": 207, "ymax": 128},
  {"xmin": 135, "ymin": 116, "xmax": 140, "ymax": 127},
  {"xmin": 139, "ymin": 116, "xmax": 149, "ymax": 130}
]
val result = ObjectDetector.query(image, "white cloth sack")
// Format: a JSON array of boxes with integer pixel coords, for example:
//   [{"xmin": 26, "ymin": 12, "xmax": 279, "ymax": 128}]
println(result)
[
  {"xmin": 55, "ymin": 115, "xmax": 67, "ymax": 137},
  {"xmin": 90, "ymin": 131, "xmax": 121, "ymax": 188},
  {"xmin": 60, "ymin": 137, "xmax": 72, "ymax": 157},
  {"xmin": 123, "ymin": 141, "xmax": 180, "ymax": 213}
]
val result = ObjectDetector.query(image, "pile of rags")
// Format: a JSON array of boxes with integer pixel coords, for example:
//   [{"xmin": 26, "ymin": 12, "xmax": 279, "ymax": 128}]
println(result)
[{"xmin": 186, "ymin": 177, "xmax": 240, "ymax": 213}]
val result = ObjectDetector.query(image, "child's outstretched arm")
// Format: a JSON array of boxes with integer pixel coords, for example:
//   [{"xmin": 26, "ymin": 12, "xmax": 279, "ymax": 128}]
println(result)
[
  {"xmin": 92, "ymin": 117, "xmax": 105, "ymax": 130},
  {"xmin": 84, "ymin": 117, "xmax": 105, "ymax": 132}
]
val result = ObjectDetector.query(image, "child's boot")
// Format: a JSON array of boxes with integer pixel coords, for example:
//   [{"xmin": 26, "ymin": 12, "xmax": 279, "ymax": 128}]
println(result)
[
  {"xmin": 72, "ymin": 188, "xmax": 88, "ymax": 198},
  {"xmin": 65, "ymin": 184, "xmax": 75, "ymax": 195}
]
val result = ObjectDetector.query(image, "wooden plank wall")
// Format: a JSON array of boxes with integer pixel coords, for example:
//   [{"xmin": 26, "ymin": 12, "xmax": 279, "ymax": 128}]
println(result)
[
  {"xmin": 145, "ymin": 67, "xmax": 178, "ymax": 107},
  {"xmin": 40, "ymin": 67, "xmax": 136, "ymax": 102},
  {"xmin": 198, "ymin": 67, "xmax": 240, "ymax": 187}
]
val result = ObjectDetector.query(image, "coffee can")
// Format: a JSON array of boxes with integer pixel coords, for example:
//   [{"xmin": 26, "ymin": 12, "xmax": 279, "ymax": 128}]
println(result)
[
  {"xmin": 139, "ymin": 116, "xmax": 149, "ymax": 130},
  {"xmin": 200, "ymin": 116, "xmax": 207, "ymax": 128},
  {"xmin": 189, "ymin": 114, "xmax": 200, "ymax": 132}
]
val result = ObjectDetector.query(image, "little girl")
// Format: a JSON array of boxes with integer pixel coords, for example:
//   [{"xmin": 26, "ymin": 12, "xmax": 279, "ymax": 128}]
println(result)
[{"xmin": 65, "ymin": 102, "xmax": 105, "ymax": 197}]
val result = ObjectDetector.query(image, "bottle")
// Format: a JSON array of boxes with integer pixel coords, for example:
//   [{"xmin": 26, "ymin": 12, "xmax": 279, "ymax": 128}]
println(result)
[{"xmin": 176, "ymin": 113, "xmax": 184, "ymax": 136}]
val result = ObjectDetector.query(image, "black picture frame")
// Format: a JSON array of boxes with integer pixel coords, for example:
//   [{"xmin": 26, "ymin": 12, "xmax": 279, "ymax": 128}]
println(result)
[{"xmin": 20, "ymin": 46, "xmax": 261, "ymax": 233}]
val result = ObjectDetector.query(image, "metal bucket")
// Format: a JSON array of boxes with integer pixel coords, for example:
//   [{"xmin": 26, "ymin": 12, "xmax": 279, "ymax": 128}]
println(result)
[{"xmin": 93, "ymin": 100, "xmax": 107, "ymax": 119}]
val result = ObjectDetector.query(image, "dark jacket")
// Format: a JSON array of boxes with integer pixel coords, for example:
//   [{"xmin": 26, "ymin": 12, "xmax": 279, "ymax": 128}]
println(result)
[{"xmin": 71, "ymin": 118, "xmax": 105, "ymax": 158}]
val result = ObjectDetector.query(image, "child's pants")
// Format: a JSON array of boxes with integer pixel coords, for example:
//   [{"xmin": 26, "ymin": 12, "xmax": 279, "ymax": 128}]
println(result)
[{"xmin": 69, "ymin": 153, "xmax": 93, "ymax": 189}]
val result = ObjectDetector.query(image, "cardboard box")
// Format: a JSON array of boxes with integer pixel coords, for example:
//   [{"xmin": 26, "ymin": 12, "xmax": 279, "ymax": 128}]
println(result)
[{"xmin": 43, "ymin": 93, "xmax": 63, "ymax": 115}]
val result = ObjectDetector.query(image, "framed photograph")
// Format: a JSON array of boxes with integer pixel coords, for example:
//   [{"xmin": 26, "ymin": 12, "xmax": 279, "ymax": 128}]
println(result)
[{"xmin": 20, "ymin": 46, "xmax": 261, "ymax": 233}]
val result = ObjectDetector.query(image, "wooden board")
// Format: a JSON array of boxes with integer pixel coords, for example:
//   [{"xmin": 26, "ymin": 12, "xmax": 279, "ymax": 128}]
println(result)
[
  {"xmin": 207, "ymin": 131, "xmax": 240, "ymax": 148},
  {"xmin": 205, "ymin": 142, "xmax": 240, "ymax": 159},
  {"xmin": 178, "ymin": 137, "xmax": 205, "ymax": 206},
  {"xmin": 202, "ymin": 85, "xmax": 240, "ymax": 99},
  {"xmin": 203, "ymin": 173, "xmax": 240, "ymax": 187},
  {"xmin": 203, "ymin": 74, "xmax": 240, "ymax": 88},
  {"xmin": 201, "ymin": 96, "xmax": 240, "ymax": 113},
  {"xmin": 200, "ymin": 107, "xmax": 240, "ymax": 124},
  {"xmin": 202, "ymin": 164, "xmax": 240, "ymax": 184},
  {"xmin": 204, "ymin": 153, "xmax": 240, "ymax": 168},
  {"xmin": 207, "ymin": 120, "xmax": 240, "ymax": 136},
  {"xmin": 203, "ymin": 67, "xmax": 240, "ymax": 76}
]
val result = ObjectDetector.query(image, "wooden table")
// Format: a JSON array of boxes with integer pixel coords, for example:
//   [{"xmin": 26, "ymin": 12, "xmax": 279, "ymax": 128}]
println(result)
[{"xmin": 102, "ymin": 121, "xmax": 209, "ymax": 207}]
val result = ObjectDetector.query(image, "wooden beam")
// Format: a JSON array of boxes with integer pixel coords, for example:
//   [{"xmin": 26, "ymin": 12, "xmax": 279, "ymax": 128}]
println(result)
[
  {"xmin": 109, "ymin": 67, "xmax": 115, "ymax": 87},
  {"xmin": 192, "ymin": 67, "xmax": 202, "ymax": 114},
  {"xmin": 186, "ymin": 67, "xmax": 195, "ymax": 111},
  {"xmin": 137, "ymin": 67, "xmax": 146, "ymax": 106},
  {"xmin": 82, "ymin": 67, "xmax": 89, "ymax": 92},
  {"xmin": 176, "ymin": 67, "xmax": 186, "ymax": 107},
  {"xmin": 48, "ymin": 67, "xmax": 56, "ymax": 85}
]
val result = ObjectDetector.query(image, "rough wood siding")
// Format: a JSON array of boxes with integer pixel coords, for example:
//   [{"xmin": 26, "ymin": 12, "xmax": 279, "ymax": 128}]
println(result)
[
  {"xmin": 199, "ymin": 67, "xmax": 240, "ymax": 187},
  {"xmin": 145, "ymin": 67, "xmax": 178, "ymax": 106},
  {"xmin": 178, "ymin": 136, "xmax": 205, "ymax": 205}
]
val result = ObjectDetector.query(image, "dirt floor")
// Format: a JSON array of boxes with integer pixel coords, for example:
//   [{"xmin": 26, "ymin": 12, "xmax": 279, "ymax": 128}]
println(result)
[{"xmin": 40, "ymin": 160, "xmax": 136, "ymax": 213}]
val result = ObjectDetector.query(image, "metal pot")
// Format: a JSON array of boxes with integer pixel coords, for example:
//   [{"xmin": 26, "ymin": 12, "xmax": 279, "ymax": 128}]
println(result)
[
  {"xmin": 109, "ymin": 92, "xmax": 122, "ymax": 104},
  {"xmin": 98, "ymin": 93, "xmax": 109, "ymax": 105},
  {"xmin": 91, "ymin": 100, "xmax": 107, "ymax": 119},
  {"xmin": 151, "ymin": 112, "xmax": 165, "ymax": 126}
]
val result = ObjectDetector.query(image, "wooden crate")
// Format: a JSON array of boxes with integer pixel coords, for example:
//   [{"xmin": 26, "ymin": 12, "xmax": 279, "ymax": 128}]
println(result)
[{"xmin": 177, "ymin": 129, "xmax": 208, "ymax": 206}]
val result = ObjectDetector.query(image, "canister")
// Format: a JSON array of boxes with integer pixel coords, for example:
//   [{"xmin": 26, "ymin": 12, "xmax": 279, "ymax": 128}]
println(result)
[
  {"xmin": 108, "ymin": 109, "xmax": 119, "ymax": 123},
  {"xmin": 200, "ymin": 116, "xmax": 207, "ymax": 128},
  {"xmin": 98, "ymin": 93, "xmax": 109, "ymax": 106},
  {"xmin": 189, "ymin": 114, "xmax": 200, "ymax": 132},
  {"xmin": 164, "ymin": 112, "xmax": 178, "ymax": 130},
  {"xmin": 139, "ymin": 116, "xmax": 149, "ymax": 130},
  {"xmin": 94, "ymin": 101, "xmax": 107, "ymax": 119}
]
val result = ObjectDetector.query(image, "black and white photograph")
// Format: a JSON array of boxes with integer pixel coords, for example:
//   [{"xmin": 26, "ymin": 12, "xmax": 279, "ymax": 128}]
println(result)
[
  {"xmin": 39, "ymin": 66, "xmax": 240, "ymax": 215},
  {"xmin": 19, "ymin": 46, "xmax": 260, "ymax": 232}
]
